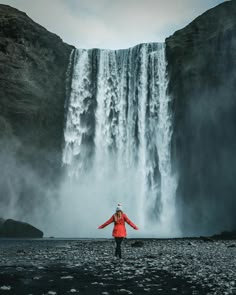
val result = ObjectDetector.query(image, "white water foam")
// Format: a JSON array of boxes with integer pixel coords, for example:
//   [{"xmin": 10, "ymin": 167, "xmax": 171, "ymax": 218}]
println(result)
[{"xmin": 59, "ymin": 43, "xmax": 179, "ymax": 238}]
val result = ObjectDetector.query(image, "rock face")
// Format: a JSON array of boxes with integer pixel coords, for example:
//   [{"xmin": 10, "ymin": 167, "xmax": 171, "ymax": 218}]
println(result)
[
  {"xmin": 166, "ymin": 1, "xmax": 236, "ymax": 234},
  {"xmin": 0, "ymin": 2, "xmax": 236, "ymax": 236},
  {"xmin": 0, "ymin": 218, "xmax": 43, "ymax": 238},
  {"xmin": 0, "ymin": 5, "xmax": 73, "ymax": 213}
]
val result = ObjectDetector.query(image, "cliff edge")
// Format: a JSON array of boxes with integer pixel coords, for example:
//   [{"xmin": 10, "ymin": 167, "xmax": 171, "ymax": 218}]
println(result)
[
  {"xmin": 166, "ymin": 1, "xmax": 236, "ymax": 234},
  {"xmin": 0, "ymin": 5, "xmax": 73, "ymax": 212}
]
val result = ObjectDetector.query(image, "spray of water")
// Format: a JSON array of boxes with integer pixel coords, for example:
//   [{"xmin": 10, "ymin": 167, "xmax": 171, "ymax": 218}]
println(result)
[{"xmin": 57, "ymin": 43, "xmax": 179, "ymax": 238}]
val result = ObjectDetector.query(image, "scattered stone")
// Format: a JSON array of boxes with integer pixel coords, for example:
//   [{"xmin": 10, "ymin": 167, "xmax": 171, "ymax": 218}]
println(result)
[
  {"xmin": 227, "ymin": 244, "xmax": 236, "ymax": 248},
  {"xmin": 0, "ymin": 286, "xmax": 11, "ymax": 290},
  {"xmin": 60, "ymin": 276, "xmax": 73, "ymax": 280},
  {"xmin": 200, "ymin": 236, "xmax": 214, "ymax": 242},
  {"xmin": 118, "ymin": 289, "xmax": 133, "ymax": 294},
  {"xmin": 0, "ymin": 238, "xmax": 235, "ymax": 294},
  {"xmin": 131, "ymin": 241, "xmax": 144, "ymax": 248},
  {"xmin": 17, "ymin": 249, "xmax": 26, "ymax": 254},
  {"xmin": 146, "ymin": 255, "xmax": 156, "ymax": 259}
]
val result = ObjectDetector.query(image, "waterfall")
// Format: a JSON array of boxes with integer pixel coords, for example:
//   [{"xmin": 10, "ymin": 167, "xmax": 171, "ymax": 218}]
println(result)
[{"xmin": 62, "ymin": 43, "xmax": 178, "ymax": 237}]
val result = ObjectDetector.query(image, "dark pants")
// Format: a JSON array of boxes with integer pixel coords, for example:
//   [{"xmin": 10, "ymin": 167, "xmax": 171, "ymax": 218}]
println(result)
[{"xmin": 115, "ymin": 237, "xmax": 124, "ymax": 258}]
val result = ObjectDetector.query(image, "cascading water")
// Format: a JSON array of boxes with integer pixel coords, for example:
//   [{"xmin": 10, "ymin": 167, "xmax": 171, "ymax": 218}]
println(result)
[{"xmin": 62, "ymin": 43, "xmax": 178, "ymax": 237}]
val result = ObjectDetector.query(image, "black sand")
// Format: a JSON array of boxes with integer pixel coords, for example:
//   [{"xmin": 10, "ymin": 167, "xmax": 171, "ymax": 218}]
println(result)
[{"xmin": 0, "ymin": 239, "xmax": 235, "ymax": 294}]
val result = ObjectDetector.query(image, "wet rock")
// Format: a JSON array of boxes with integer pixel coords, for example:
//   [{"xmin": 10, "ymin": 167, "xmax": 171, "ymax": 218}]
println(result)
[
  {"xmin": 200, "ymin": 236, "xmax": 215, "ymax": 243},
  {"xmin": 0, "ymin": 239, "xmax": 235, "ymax": 294},
  {"xmin": 145, "ymin": 255, "xmax": 157, "ymax": 259},
  {"xmin": 60, "ymin": 276, "xmax": 73, "ymax": 280},
  {"xmin": 227, "ymin": 244, "xmax": 236, "ymax": 248},
  {"xmin": 0, "ymin": 286, "xmax": 11, "ymax": 290},
  {"xmin": 118, "ymin": 289, "xmax": 133, "ymax": 294},
  {"xmin": 131, "ymin": 241, "xmax": 144, "ymax": 248},
  {"xmin": 0, "ymin": 218, "xmax": 43, "ymax": 238},
  {"xmin": 166, "ymin": 0, "xmax": 236, "ymax": 234}
]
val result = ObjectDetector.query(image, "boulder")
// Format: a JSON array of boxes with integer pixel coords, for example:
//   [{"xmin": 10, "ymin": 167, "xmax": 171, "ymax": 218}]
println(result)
[{"xmin": 0, "ymin": 218, "xmax": 43, "ymax": 238}]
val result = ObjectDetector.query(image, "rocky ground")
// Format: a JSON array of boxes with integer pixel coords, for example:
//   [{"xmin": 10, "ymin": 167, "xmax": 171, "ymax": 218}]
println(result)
[{"xmin": 0, "ymin": 238, "xmax": 235, "ymax": 295}]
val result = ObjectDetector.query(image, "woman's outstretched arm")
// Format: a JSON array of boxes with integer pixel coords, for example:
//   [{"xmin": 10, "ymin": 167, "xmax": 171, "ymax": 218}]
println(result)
[
  {"xmin": 123, "ymin": 214, "xmax": 138, "ymax": 230},
  {"xmin": 98, "ymin": 216, "xmax": 114, "ymax": 229}
]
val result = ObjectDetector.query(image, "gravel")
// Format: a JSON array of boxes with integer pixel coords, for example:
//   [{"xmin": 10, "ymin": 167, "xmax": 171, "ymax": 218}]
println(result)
[{"xmin": 0, "ymin": 238, "xmax": 235, "ymax": 294}]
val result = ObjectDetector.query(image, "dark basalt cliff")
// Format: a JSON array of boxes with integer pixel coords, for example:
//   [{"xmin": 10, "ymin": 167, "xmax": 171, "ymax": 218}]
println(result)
[
  {"xmin": 166, "ymin": 1, "xmax": 236, "ymax": 234},
  {"xmin": 0, "ymin": 2, "xmax": 235, "ymax": 235},
  {"xmin": 0, "ymin": 5, "xmax": 73, "ymax": 212}
]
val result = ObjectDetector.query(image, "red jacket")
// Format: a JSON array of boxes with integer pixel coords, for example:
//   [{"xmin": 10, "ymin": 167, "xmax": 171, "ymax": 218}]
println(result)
[{"xmin": 98, "ymin": 213, "xmax": 138, "ymax": 237}]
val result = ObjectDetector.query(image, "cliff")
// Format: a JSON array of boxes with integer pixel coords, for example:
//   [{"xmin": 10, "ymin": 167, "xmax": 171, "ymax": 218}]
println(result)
[
  {"xmin": 1, "ymin": 2, "xmax": 236, "ymax": 235},
  {"xmin": 0, "ymin": 5, "xmax": 73, "ymax": 212},
  {"xmin": 166, "ymin": 1, "xmax": 236, "ymax": 234}
]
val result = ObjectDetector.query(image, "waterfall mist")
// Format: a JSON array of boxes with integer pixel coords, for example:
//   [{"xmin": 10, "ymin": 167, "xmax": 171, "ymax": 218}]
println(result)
[
  {"xmin": 54, "ymin": 43, "xmax": 179, "ymax": 238},
  {"xmin": 0, "ymin": 135, "xmax": 57, "ymax": 233}
]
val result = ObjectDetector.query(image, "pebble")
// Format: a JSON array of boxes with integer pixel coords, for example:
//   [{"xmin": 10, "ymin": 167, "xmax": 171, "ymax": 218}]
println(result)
[
  {"xmin": 227, "ymin": 244, "xmax": 236, "ymax": 248},
  {"xmin": 118, "ymin": 289, "xmax": 133, "ymax": 294},
  {"xmin": 60, "ymin": 276, "xmax": 73, "ymax": 279},
  {"xmin": 0, "ymin": 286, "xmax": 11, "ymax": 290},
  {"xmin": 0, "ymin": 239, "xmax": 235, "ymax": 294}
]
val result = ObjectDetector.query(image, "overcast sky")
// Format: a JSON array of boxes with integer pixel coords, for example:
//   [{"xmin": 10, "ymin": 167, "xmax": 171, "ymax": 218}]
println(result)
[{"xmin": 1, "ymin": 0, "xmax": 226, "ymax": 49}]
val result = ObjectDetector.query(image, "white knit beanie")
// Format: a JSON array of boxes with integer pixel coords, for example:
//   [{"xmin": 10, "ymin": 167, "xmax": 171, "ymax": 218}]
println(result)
[{"xmin": 116, "ymin": 203, "xmax": 123, "ymax": 212}]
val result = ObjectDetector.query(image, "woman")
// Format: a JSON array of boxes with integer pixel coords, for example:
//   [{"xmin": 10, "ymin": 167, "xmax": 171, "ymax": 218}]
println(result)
[{"xmin": 98, "ymin": 204, "xmax": 138, "ymax": 258}]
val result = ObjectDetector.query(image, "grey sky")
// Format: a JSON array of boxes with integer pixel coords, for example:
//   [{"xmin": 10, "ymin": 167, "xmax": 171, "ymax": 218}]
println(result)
[{"xmin": 1, "ymin": 0, "xmax": 225, "ymax": 49}]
